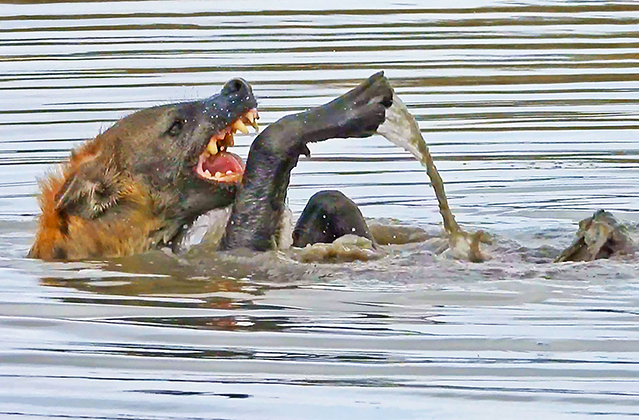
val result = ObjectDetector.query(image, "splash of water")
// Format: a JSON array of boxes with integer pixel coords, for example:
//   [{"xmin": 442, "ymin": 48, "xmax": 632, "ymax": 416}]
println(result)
[{"xmin": 377, "ymin": 93, "xmax": 486, "ymax": 262}]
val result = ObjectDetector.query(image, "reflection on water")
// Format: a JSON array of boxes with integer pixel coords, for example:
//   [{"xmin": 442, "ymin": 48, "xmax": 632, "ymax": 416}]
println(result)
[{"xmin": 2, "ymin": 0, "xmax": 639, "ymax": 419}]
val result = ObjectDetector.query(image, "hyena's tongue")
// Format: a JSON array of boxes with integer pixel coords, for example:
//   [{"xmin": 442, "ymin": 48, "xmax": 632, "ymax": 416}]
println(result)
[{"xmin": 202, "ymin": 151, "xmax": 244, "ymax": 179}]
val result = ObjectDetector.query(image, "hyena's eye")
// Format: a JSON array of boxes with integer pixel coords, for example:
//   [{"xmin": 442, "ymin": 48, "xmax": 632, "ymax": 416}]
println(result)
[{"xmin": 167, "ymin": 119, "xmax": 186, "ymax": 137}]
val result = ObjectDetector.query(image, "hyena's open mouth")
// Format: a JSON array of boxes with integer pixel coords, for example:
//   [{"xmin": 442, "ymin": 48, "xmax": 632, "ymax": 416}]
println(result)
[{"xmin": 195, "ymin": 108, "xmax": 259, "ymax": 184}]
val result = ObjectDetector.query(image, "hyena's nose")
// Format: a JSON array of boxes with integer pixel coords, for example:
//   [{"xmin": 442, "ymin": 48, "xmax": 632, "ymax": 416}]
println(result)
[{"xmin": 221, "ymin": 78, "xmax": 252, "ymax": 98}]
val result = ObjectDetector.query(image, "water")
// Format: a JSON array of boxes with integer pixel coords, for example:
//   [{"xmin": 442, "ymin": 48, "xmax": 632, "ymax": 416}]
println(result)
[{"xmin": 1, "ymin": 0, "xmax": 639, "ymax": 418}]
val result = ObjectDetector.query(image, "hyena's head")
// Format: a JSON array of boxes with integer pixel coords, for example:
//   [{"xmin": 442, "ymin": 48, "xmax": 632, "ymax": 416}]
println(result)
[
  {"xmin": 98, "ymin": 78, "xmax": 259, "ymax": 217},
  {"xmin": 30, "ymin": 79, "xmax": 258, "ymax": 260}
]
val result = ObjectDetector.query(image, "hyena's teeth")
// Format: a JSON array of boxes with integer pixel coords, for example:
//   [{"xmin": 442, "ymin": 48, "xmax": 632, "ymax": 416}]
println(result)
[
  {"xmin": 206, "ymin": 139, "xmax": 218, "ymax": 155},
  {"xmin": 232, "ymin": 119, "xmax": 249, "ymax": 135},
  {"xmin": 204, "ymin": 169, "xmax": 212, "ymax": 177},
  {"xmin": 226, "ymin": 170, "xmax": 233, "ymax": 175},
  {"xmin": 225, "ymin": 132, "xmax": 235, "ymax": 147},
  {"xmin": 214, "ymin": 171, "xmax": 223, "ymax": 179},
  {"xmin": 244, "ymin": 113, "xmax": 260, "ymax": 132}
]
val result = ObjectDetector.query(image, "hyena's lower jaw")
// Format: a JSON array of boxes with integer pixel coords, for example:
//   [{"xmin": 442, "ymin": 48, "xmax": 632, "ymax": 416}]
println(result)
[{"xmin": 194, "ymin": 108, "xmax": 259, "ymax": 184}]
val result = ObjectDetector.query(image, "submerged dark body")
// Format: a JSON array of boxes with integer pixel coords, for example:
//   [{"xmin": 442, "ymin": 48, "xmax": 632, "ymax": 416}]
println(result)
[{"xmin": 292, "ymin": 190, "xmax": 376, "ymax": 248}]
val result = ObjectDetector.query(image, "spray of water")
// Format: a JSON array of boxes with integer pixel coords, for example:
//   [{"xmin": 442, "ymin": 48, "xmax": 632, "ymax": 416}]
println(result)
[{"xmin": 377, "ymin": 93, "xmax": 487, "ymax": 262}]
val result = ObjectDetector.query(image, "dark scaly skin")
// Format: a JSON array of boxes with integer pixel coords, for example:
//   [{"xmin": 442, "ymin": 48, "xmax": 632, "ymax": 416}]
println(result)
[
  {"xmin": 221, "ymin": 72, "xmax": 393, "ymax": 251},
  {"xmin": 292, "ymin": 190, "xmax": 376, "ymax": 248}
]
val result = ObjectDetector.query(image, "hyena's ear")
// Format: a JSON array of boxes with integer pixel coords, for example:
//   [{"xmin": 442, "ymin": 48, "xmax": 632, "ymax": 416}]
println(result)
[{"xmin": 55, "ymin": 163, "xmax": 124, "ymax": 219}]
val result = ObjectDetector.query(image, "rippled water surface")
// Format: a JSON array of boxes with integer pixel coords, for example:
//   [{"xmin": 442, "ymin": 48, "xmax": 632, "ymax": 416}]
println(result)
[{"xmin": 2, "ymin": 1, "xmax": 639, "ymax": 418}]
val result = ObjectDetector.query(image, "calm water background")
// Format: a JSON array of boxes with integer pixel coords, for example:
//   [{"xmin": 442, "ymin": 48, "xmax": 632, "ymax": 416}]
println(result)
[{"xmin": 1, "ymin": 0, "xmax": 639, "ymax": 418}]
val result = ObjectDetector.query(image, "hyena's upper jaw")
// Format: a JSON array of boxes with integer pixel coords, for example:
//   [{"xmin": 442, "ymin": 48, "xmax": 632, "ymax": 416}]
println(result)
[
  {"xmin": 195, "ymin": 108, "xmax": 259, "ymax": 184},
  {"xmin": 193, "ymin": 77, "xmax": 259, "ymax": 184}
]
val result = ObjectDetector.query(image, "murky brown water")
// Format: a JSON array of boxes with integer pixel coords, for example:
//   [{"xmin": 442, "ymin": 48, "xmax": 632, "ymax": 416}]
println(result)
[{"xmin": 2, "ymin": 1, "xmax": 639, "ymax": 418}]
